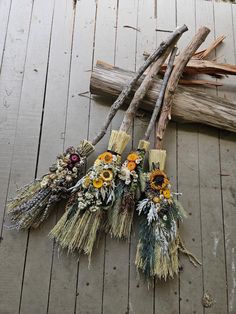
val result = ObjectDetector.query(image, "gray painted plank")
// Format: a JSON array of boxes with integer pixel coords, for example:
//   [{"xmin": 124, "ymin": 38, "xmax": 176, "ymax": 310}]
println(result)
[
  {"xmin": 196, "ymin": 1, "xmax": 228, "ymax": 313},
  {"xmin": 0, "ymin": 1, "xmax": 47, "ymax": 313},
  {"xmin": 214, "ymin": 2, "xmax": 236, "ymax": 313},
  {"xmin": 155, "ymin": 1, "xmax": 179, "ymax": 313},
  {"xmin": 19, "ymin": 1, "xmax": 76, "ymax": 313},
  {"xmin": 176, "ymin": 1, "xmax": 204, "ymax": 313},
  {"xmin": 98, "ymin": 1, "xmax": 135, "ymax": 313},
  {"xmin": 48, "ymin": 1, "xmax": 96, "ymax": 312},
  {"xmin": 0, "ymin": 0, "xmax": 33, "ymax": 231},
  {"xmin": 129, "ymin": 1, "xmax": 156, "ymax": 312},
  {"xmin": 73, "ymin": 1, "xmax": 106, "ymax": 313},
  {"xmin": 0, "ymin": 0, "xmax": 12, "ymax": 68}
]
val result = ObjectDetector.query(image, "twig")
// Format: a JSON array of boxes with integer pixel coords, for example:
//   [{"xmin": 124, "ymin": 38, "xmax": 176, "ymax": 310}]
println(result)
[
  {"xmin": 144, "ymin": 47, "xmax": 177, "ymax": 141},
  {"xmin": 156, "ymin": 26, "xmax": 210, "ymax": 148},
  {"xmin": 90, "ymin": 25, "xmax": 188, "ymax": 145}
]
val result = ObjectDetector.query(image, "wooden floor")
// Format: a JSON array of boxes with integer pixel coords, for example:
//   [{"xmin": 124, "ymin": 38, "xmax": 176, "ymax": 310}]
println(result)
[{"xmin": 0, "ymin": 0, "xmax": 236, "ymax": 313}]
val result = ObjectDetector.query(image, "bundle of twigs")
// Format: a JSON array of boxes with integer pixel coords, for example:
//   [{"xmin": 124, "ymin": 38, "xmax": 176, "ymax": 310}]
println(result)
[
  {"xmin": 135, "ymin": 26, "xmax": 209, "ymax": 281},
  {"xmin": 50, "ymin": 26, "xmax": 188, "ymax": 261},
  {"xmin": 7, "ymin": 26, "xmax": 188, "ymax": 231}
]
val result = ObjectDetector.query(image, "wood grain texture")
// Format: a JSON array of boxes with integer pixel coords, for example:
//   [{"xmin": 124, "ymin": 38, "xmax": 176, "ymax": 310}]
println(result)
[
  {"xmin": 90, "ymin": 62, "xmax": 236, "ymax": 133},
  {"xmin": 102, "ymin": 1, "xmax": 137, "ymax": 313}
]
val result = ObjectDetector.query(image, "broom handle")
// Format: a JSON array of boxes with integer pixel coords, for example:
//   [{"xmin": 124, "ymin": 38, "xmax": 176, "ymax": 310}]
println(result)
[
  {"xmin": 156, "ymin": 26, "xmax": 210, "ymax": 149},
  {"xmin": 91, "ymin": 25, "xmax": 188, "ymax": 145},
  {"xmin": 143, "ymin": 47, "xmax": 177, "ymax": 142},
  {"xmin": 119, "ymin": 39, "xmax": 180, "ymax": 133}
]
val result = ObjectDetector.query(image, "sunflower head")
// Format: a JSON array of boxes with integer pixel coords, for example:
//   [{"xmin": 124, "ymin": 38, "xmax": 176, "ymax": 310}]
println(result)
[
  {"xmin": 127, "ymin": 152, "xmax": 139, "ymax": 162},
  {"xmin": 127, "ymin": 161, "xmax": 136, "ymax": 171},
  {"xmin": 150, "ymin": 169, "xmax": 167, "ymax": 190},
  {"xmin": 100, "ymin": 169, "xmax": 113, "ymax": 181},
  {"xmin": 93, "ymin": 178, "xmax": 104, "ymax": 189},
  {"xmin": 98, "ymin": 151, "xmax": 113, "ymax": 163}
]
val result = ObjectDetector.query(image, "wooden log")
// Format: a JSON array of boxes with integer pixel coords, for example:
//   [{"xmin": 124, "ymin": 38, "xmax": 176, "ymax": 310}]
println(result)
[{"xmin": 90, "ymin": 61, "xmax": 236, "ymax": 133}]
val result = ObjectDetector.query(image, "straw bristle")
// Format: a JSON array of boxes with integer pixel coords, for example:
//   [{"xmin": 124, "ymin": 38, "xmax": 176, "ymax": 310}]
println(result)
[
  {"xmin": 138, "ymin": 140, "xmax": 150, "ymax": 152},
  {"xmin": 108, "ymin": 130, "xmax": 131, "ymax": 154},
  {"xmin": 78, "ymin": 140, "xmax": 95, "ymax": 157},
  {"xmin": 149, "ymin": 149, "xmax": 166, "ymax": 171}
]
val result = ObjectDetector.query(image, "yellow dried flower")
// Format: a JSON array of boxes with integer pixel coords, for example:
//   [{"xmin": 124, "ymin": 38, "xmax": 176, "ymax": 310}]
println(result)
[
  {"xmin": 93, "ymin": 178, "xmax": 104, "ymax": 188},
  {"xmin": 150, "ymin": 169, "xmax": 167, "ymax": 190},
  {"xmin": 163, "ymin": 189, "xmax": 171, "ymax": 199}
]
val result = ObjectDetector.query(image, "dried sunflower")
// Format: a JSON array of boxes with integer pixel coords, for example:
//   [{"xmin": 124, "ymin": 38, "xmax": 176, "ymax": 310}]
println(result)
[
  {"xmin": 127, "ymin": 152, "xmax": 139, "ymax": 162},
  {"xmin": 98, "ymin": 151, "xmax": 113, "ymax": 163},
  {"xmin": 150, "ymin": 169, "xmax": 168, "ymax": 190},
  {"xmin": 93, "ymin": 178, "xmax": 104, "ymax": 189},
  {"xmin": 100, "ymin": 169, "xmax": 113, "ymax": 182}
]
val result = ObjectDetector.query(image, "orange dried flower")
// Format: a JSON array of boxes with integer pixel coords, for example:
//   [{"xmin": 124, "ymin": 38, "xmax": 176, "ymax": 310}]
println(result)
[
  {"xmin": 98, "ymin": 152, "xmax": 113, "ymax": 163},
  {"xmin": 127, "ymin": 161, "xmax": 136, "ymax": 171},
  {"xmin": 127, "ymin": 152, "xmax": 139, "ymax": 162}
]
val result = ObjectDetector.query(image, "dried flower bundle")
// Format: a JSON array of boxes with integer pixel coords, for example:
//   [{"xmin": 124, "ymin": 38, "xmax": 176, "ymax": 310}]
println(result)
[
  {"xmin": 50, "ymin": 130, "xmax": 130, "ymax": 260},
  {"xmin": 7, "ymin": 140, "xmax": 94, "ymax": 229},
  {"xmin": 107, "ymin": 47, "xmax": 178, "ymax": 240},
  {"xmin": 135, "ymin": 164, "xmax": 187, "ymax": 279}
]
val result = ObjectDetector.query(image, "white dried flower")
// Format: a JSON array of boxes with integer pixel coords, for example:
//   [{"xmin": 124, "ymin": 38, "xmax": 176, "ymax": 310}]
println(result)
[{"xmin": 163, "ymin": 215, "xmax": 167, "ymax": 221}]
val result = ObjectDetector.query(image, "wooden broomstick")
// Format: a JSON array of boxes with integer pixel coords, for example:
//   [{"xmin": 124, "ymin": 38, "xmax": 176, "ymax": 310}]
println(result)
[
  {"xmin": 107, "ymin": 48, "xmax": 178, "ymax": 240},
  {"xmin": 135, "ymin": 26, "xmax": 210, "ymax": 281},
  {"xmin": 49, "ymin": 27, "xmax": 187, "ymax": 261},
  {"xmin": 7, "ymin": 25, "xmax": 187, "ymax": 231}
]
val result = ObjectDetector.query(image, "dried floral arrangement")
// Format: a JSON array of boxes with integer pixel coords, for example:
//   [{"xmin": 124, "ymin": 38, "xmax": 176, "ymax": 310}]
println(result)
[
  {"xmin": 50, "ymin": 26, "xmax": 188, "ymax": 261},
  {"xmin": 6, "ymin": 26, "xmax": 182, "ymax": 231},
  {"xmin": 135, "ymin": 26, "xmax": 210, "ymax": 281},
  {"xmin": 107, "ymin": 47, "xmax": 177, "ymax": 240},
  {"xmin": 7, "ymin": 141, "xmax": 94, "ymax": 229}
]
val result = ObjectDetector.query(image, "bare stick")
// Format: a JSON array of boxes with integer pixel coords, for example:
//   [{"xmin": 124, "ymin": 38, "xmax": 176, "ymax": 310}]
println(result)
[
  {"xmin": 156, "ymin": 26, "xmax": 210, "ymax": 148},
  {"xmin": 119, "ymin": 39, "xmax": 180, "ymax": 133},
  {"xmin": 91, "ymin": 24, "xmax": 188, "ymax": 145},
  {"xmin": 143, "ymin": 47, "xmax": 177, "ymax": 141}
]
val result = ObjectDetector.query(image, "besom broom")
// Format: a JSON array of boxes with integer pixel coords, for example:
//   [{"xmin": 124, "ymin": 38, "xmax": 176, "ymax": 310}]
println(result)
[
  {"xmin": 49, "ymin": 26, "xmax": 188, "ymax": 260},
  {"xmin": 135, "ymin": 26, "xmax": 210, "ymax": 281},
  {"xmin": 107, "ymin": 47, "xmax": 178, "ymax": 240},
  {"xmin": 6, "ymin": 25, "xmax": 187, "ymax": 230}
]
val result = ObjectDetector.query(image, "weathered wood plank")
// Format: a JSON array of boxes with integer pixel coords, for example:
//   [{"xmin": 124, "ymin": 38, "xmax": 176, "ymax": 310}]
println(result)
[
  {"xmin": 0, "ymin": 0, "xmax": 33, "ymax": 231},
  {"xmin": 196, "ymin": 1, "xmax": 228, "ymax": 313},
  {"xmin": 0, "ymin": 0, "xmax": 54, "ymax": 313},
  {"xmin": 48, "ymin": 1, "xmax": 95, "ymax": 313},
  {"xmin": 73, "ymin": 1, "xmax": 106, "ymax": 313},
  {"xmin": 154, "ymin": 1, "xmax": 178, "ymax": 313},
  {"xmin": 0, "ymin": 0, "xmax": 12, "ymax": 67},
  {"xmin": 102, "ymin": 1, "xmax": 137, "ymax": 313},
  {"xmin": 214, "ymin": 2, "xmax": 236, "ymax": 313},
  {"xmin": 176, "ymin": 1, "xmax": 204, "ymax": 313},
  {"xmin": 18, "ymin": 1, "xmax": 75, "ymax": 313},
  {"xmin": 129, "ymin": 1, "xmax": 155, "ymax": 313}
]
